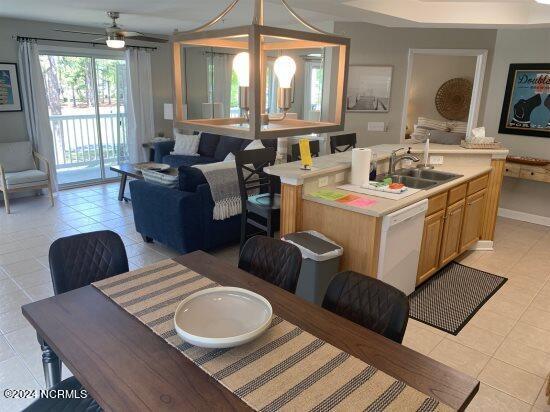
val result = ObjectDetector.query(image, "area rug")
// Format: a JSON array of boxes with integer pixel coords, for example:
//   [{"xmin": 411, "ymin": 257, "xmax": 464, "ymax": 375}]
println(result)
[{"xmin": 409, "ymin": 263, "xmax": 507, "ymax": 335}]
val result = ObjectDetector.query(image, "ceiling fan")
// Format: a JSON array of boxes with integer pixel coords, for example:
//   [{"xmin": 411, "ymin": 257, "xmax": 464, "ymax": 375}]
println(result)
[{"xmin": 54, "ymin": 11, "xmax": 167, "ymax": 49}]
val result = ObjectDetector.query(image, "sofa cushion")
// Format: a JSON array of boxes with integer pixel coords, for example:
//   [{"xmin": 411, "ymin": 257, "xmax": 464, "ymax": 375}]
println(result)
[
  {"xmin": 178, "ymin": 166, "xmax": 207, "ymax": 192},
  {"xmin": 0, "ymin": 141, "xmax": 36, "ymax": 173},
  {"xmin": 198, "ymin": 133, "xmax": 220, "ymax": 157},
  {"xmin": 162, "ymin": 155, "xmax": 216, "ymax": 169},
  {"xmin": 4, "ymin": 169, "xmax": 48, "ymax": 188},
  {"xmin": 214, "ymin": 136, "xmax": 246, "ymax": 161}
]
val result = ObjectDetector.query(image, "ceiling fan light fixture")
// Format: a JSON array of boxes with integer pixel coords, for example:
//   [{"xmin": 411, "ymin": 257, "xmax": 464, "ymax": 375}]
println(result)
[
  {"xmin": 106, "ymin": 34, "xmax": 125, "ymax": 49},
  {"xmin": 535, "ymin": 0, "xmax": 550, "ymax": 4}
]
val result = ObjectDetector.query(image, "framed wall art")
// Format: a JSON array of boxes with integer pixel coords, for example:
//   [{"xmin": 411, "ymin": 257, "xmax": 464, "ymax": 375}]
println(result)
[
  {"xmin": 0, "ymin": 63, "xmax": 22, "ymax": 112},
  {"xmin": 499, "ymin": 63, "xmax": 550, "ymax": 138},
  {"xmin": 346, "ymin": 65, "xmax": 392, "ymax": 113}
]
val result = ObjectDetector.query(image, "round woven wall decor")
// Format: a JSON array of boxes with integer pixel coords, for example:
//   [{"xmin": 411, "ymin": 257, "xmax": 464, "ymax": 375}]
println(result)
[{"xmin": 435, "ymin": 78, "xmax": 473, "ymax": 121}]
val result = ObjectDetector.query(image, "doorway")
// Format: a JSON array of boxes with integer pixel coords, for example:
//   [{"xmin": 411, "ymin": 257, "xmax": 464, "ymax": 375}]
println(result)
[{"xmin": 39, "ymin": 52, "xmax": 128, "ymax": 187}]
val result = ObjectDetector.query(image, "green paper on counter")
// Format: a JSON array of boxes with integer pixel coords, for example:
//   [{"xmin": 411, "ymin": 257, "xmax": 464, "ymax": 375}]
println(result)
[{"xmin": 310, "ymin": 190, "xmax": 347, "ymax": 201}]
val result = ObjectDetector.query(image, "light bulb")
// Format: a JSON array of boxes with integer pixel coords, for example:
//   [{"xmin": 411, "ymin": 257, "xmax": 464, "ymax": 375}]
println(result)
[
  {"xmin": 274, "ymin": 55, "xmax": 296, "ymax": 88},
  {"xmin": 535, "ymin": 0, "xmax": 550, "ymax": 3},
  {"xmin": 232, "ymin": 52, "xmax": 250, "ymax": 87}
]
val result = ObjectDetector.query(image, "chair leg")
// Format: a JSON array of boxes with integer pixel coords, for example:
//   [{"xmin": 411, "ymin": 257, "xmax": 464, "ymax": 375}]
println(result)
[
  {"xmin": 47, "ymin": 180, "xmax": 54, "ymax": 207},
  {"xmin": 38, "ymin": 335, "xmax": 62, "ymax": 389},
  {"xmin": 2, "ymin": 189, "xmax": 10, "ymax": 214},
  {"xmin": 266, "ymin": 212, "xmax": 273, "ymax": 238},
  {"xmin": 240, "ymin": 212, "xmax": 248, "ymax": 251}
]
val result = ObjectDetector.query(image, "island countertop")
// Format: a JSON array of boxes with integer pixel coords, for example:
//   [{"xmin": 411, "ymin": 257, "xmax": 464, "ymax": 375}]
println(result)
[
  {"xmin": 302, "ymin": 164, "xmax": 492, "ymax": 217},
  {"xmin": 266, "ymin": 143, "xmax": 509, "ymax": 185}
]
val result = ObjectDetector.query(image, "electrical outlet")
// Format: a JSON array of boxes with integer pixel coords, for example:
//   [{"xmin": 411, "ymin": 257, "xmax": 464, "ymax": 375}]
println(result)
[
  {"xmin": 335, "ymin": 172, "xmax": 345, "ymax": 183},
  {"xmin": 318, "ymin": 176, "xmax": 329, "ymax": 187},
  {"xmin": 430, "ymin": 155, "xmax": 444, "ymax": 165}
]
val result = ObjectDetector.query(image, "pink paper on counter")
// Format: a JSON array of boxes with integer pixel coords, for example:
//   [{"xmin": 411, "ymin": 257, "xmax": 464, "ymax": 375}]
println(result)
[{"xmin": 345, "ymin": 197, "xmax": 377, "ymax": 208}]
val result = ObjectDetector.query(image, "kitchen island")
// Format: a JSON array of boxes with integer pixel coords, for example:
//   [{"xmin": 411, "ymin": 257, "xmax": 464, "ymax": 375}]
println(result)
[{"xmin": 266, "ymin": 143, "xmax": 509, "ymax": 288}]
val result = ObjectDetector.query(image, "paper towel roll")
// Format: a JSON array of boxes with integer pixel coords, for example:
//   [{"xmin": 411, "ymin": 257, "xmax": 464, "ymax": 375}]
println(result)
[{"xmin": 351, "ymin": 148, "xmax": 372, "ymax": 187}]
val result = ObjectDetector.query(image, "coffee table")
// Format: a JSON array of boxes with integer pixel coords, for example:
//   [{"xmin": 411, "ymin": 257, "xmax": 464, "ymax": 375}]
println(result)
[{"xmin": 110, "ymin": 163, "xmax": 177, "ymax": 201}]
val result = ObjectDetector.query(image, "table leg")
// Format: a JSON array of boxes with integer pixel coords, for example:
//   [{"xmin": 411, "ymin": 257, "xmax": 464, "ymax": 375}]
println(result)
[
  {"xmin": 38, "ymin": 335, "xmax": 61, "ymax": 389},
  {"xmin": 118, "ymin": 174, "xmax": 127, "ymax": 202}
]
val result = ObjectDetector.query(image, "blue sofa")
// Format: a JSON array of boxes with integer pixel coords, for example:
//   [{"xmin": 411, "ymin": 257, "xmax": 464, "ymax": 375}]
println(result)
[{"xmin": 130, "ymin": 133, "xmax": 277, "ymax": 254}]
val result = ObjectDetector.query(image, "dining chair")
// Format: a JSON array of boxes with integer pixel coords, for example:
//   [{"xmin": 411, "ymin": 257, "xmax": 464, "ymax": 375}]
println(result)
[
  {"xmin": 329, "ymin": 133, "xmax": 357, "ymax": 154},
  {"xmin": 235, "ymin": 148, "xmax": 280, "ymax": 249},
  {"xmin": 288, "ymin": 140, "xmax": 320, "ymax": 162},
  {"xmin": 322, "ymin": 271, "xmax": 409, "ymax": 343},
  {"xmin": 238, "ymin": 235, "xmax": 302, "ymax": 293},
  {"xmin": 29, "ymin": 231, "xmax": 128, "ymax": 410}
]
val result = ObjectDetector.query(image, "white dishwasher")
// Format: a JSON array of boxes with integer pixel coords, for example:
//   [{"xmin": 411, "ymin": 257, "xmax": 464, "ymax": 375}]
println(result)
[{"xmin": 376, "ymin": 199, "xmax": 428, "ymax": 295}]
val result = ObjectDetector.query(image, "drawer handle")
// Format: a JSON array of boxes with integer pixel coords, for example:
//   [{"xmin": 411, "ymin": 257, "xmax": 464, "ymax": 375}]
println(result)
[{"xmin": 531, "ymin": 172, "xmax": 535, "ymax": 176}]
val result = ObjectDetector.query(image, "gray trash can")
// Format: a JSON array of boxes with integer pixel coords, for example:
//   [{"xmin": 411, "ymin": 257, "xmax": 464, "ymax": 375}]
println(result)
[{"xmin": 282, "ymin": 231, "xmax": 343, "ymax": 305}]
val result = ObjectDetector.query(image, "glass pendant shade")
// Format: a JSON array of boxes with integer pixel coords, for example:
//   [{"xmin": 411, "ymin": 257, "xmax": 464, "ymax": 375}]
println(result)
[{"xmin": 106, "ymin": 35, "xmax": 125, "ymax": 49}]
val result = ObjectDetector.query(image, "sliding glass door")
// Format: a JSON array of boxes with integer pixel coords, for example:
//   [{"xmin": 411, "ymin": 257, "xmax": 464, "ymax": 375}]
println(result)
[{"xmin": 40, "ymin": 53, "xmax": 128, "ymax": 187}]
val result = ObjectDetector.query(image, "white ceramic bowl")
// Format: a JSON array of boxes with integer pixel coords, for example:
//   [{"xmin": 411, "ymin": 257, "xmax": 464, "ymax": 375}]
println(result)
[{"xmin": 173, "ymin": 287, "xmax": 273, "ymax": 348}]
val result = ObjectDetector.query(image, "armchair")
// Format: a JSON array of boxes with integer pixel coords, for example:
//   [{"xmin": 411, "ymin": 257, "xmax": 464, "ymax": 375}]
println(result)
[{"xmin": 0, "ymin": 141, "xmax": 54, "ymax": 214}]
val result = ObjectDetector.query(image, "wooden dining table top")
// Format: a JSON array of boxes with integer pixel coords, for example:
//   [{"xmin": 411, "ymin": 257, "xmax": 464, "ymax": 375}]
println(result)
[{"xmin": 21, "ymin": 250, "xmax": 479, "ymax": 411}]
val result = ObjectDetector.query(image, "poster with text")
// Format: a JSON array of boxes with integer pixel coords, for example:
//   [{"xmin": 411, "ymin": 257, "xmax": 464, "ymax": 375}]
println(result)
[{"xmin": 499, "ymin": 63, "xmax": 550, "ymax": 138}]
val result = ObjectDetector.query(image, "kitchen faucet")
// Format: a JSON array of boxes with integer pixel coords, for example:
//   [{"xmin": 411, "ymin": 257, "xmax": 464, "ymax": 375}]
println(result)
[{"xmin": 388, "ymin": 148, "xmax": 420, "ymax": 174}]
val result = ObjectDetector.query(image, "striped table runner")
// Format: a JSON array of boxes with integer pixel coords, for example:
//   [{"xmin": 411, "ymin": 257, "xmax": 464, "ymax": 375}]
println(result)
[{"xmin": 93, "ymin": 259, "xmax": 452, "ymax": 412}]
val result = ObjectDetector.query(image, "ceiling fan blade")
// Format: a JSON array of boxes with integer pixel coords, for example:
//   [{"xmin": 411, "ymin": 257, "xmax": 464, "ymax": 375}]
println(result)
[
  {"xmin": 125, "ymin": 35, "xmax": 168, "ymax": 43},
  {"xmin": 93, "ymin": 37, "xmax": 108, "ymax": 42},
  {"xmin": 54, "ymin": 29, "xmax": 104, "ymax": 36},
  {"xmin": 119, "ymin": 31, "xmax": 144, "ymax": 37}
]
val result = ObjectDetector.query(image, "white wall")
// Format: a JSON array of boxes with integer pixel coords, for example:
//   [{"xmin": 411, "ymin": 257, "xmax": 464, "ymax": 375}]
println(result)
[
  {"xmin": 333, "ymin": 22, "xmax": 497, "ymax": 146},
  {"xmin": 0, "ymin": 16, "xmax": 173, "ymax": 143},
  {"xmin": 482, "ymin": 28, "xmax": 550, "ymax": 219},
  {"xmin": 406, "ymin": 54, "xmax": 477, "ymax": 130}
]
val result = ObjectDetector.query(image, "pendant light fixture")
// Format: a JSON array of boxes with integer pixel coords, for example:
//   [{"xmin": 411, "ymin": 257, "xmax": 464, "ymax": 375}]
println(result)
[{"xmin": 171, "ymin": 0, "xmax": 350, "ymax": 140}]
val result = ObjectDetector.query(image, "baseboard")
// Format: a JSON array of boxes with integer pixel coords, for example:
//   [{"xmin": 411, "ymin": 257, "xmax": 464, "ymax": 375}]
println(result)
[
  {"xmin": 470, "ymin": 240, "xmax": 494, "ymax": 251},
  {"xmin": 498, "ymin": 208, "xmax": 550, "ymax": 227}
]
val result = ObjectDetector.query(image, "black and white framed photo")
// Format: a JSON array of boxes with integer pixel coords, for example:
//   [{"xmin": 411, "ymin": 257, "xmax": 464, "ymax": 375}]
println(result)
[
  {"xmin": 346, "ymin": 65, "xmax": 392, "ymax": 112},
  {"xmin": 0, "ymin": 63, "xmax": 22, "ymax": 112},
  {"xmin": 499, "ymin": 63, "xmax": 550, "ymax": 138}
]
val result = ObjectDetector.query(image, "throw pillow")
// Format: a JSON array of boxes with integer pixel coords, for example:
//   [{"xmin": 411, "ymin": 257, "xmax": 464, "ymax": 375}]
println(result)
[
  {"xmin": 171, "ymin": 132, "xmax": 200, "ymax": 156},
  {"xmin": 224, "ymin": 152, "xmax": 235, "ymax": 162},
  {"xmin": 244, "ymin": 139, "xmax": 266, "ymax": 151},
  {"xmin": 427, "ymin": 130, "xmax": 465, "ymax": 145}
]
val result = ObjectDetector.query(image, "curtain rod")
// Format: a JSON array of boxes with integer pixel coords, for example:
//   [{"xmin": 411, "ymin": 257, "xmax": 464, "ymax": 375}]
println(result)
[{"xmin": 13, "ymin": 35, "xmax": 158, "ymax": 51}]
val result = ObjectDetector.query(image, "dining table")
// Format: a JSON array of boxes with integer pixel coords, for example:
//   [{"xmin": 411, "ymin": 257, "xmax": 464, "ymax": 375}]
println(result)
[{"xmin": 22, "ymin": 250, "xmax": 479, "ymax": 411}]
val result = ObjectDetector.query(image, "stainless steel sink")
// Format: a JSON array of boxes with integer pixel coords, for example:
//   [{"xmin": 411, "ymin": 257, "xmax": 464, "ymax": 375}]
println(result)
[
  {"xmin": 394, "ymin": 168, "xmax": 462, "ymax": 182},
  {"xmin": 375, "ymin": 168, "xmax": 463, "ymax": 190},
  {"xmin": 375, "ymin": 175, "xmax": 438, "ymax": 189}
]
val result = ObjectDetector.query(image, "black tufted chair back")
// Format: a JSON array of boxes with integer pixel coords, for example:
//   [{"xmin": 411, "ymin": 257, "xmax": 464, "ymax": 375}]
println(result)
[
  {"xmin": 322, "ymin": 271, "xmax": 409, "ymax": 343},
  {"xmin": 238, "ymin": 236, "xmax": 302, "ymax": 293},
  {"xmin": 49, "ymin": 230, "xmax": 129, "ymax": 295}
]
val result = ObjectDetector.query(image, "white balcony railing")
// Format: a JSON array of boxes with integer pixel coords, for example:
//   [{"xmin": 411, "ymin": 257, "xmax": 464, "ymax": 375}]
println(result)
[{"xmin": 49, "ymin": 113, "xmax": 129, "ymax": 170}]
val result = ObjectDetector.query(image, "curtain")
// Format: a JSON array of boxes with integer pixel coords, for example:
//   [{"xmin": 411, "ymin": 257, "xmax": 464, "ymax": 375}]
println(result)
[
  {"xmin": 125, "ymin": 48, "xmax": 155, "ymax": 163},
  {"xmin": 18, "ymin": 40, "xmax": 58, "ymax": 191},
  {"xmin": 212, "ymin": 53, "xmax": 232, "ymax": 118}
]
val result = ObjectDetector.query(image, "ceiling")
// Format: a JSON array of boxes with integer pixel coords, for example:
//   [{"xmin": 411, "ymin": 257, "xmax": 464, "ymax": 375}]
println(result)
[{"xmin": 2, "ymin": 0, "xmax": 550, "ymax": 35}]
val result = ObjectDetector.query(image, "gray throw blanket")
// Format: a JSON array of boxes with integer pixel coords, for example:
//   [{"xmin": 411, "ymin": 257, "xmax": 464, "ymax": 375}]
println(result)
[{"xmin": 193, "ymin": 161, "xmax": 241, "ymax": 220}]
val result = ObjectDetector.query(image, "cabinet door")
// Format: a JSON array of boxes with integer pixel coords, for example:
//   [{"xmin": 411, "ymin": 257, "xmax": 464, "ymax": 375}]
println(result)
[
  {"xmin": 460, "ymin": 189, "xmax": 486, "ymax": 253},
  {"xmin": 439, "ymin": 199, "xmax": 466, "ymax": 267},
  {"xmin": 417, "ymin": 210, "xmax": 445, "ymax": 285}
]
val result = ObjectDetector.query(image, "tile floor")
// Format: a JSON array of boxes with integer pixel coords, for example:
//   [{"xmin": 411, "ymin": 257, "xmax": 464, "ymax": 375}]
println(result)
[{"xmin": 0, "ymin": 183, "xmax": 549, "ymax": 411}]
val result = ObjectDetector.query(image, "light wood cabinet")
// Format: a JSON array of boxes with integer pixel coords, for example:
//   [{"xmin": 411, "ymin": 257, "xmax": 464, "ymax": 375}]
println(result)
[
  {"xmin": 460, "ymin": 189, "xmax": 486, "ymax": 253},
  {"xmin": 417, "ymin": 209, "xmax": 445, "ymax": 285},
  {"xmin": 439, "ymin": 199, "xmax": 466, "ymax": 267}
]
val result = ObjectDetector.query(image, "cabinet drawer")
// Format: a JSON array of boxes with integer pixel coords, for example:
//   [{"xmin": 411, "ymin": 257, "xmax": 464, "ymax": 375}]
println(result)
[
  {"xmin": 504, "ymin": 163, "xmax": 520, "ymax": 178},
  {"xmin": 448, "ymin": 183, "xmax": 467, "ymax": 205},
  {"xmin": 467, "ymin": 174, "xmax": 489, "ymax": 195},
  {"xmin": 427, "ymin": 192, "xmax": 448, "ymax": 215},
  {"xmin": 519, "ymin": 166, "xmax": 550, "ymax": 183}
]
